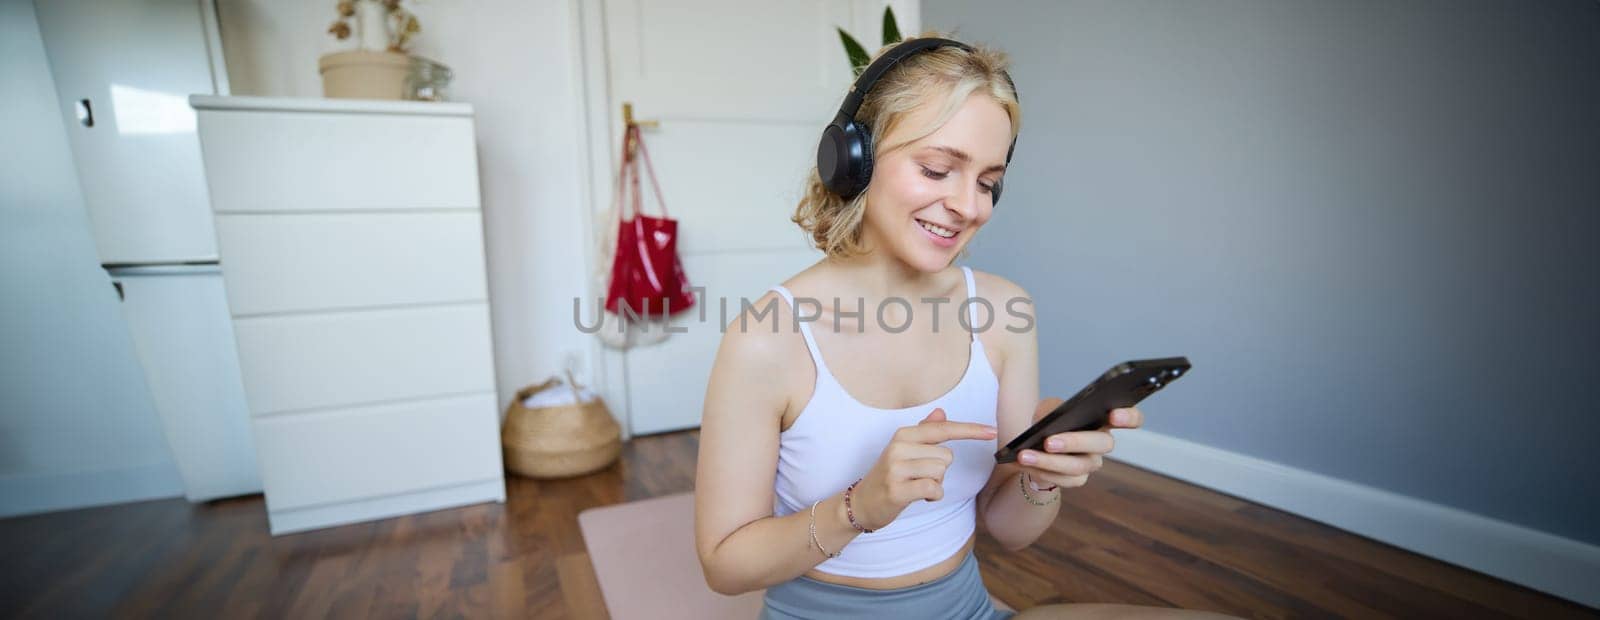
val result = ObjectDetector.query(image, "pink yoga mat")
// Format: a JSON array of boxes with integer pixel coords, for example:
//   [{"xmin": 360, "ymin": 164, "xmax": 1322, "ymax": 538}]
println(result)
[
  {"xmin": 578, "ymin": 492, "xmax": 765, "ymax": 619},
  {"xmin": 578, "ymin": 491, "xmax": 1013, "ymax": 618}
]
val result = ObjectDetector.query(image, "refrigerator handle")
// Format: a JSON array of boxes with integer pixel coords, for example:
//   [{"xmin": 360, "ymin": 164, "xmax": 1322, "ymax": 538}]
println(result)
[{"xmin": 76, "ymin": 98, "xmax": 94, "ymax": 128}]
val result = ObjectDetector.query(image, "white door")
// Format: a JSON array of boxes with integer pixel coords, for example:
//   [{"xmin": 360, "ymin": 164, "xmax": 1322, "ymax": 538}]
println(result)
[
  {"xmin": 33, "ymin": 0, "xmax": 227, "ymax": 265},
  {"xmin": 583, "ymin": 0, "xmax": 921, "ymax": 436}
]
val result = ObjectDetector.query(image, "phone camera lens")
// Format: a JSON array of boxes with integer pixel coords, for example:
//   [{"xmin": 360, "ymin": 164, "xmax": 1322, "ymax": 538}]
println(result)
[{"xmin": 1143, "ymin": 375, "xmax": 1162, "ymax": 393}]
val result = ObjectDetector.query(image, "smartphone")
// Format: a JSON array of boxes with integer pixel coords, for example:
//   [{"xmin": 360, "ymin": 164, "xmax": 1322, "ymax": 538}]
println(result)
[{"xmin": 995, "ymin": 357, "xmax": 1192, "ymax": 464}]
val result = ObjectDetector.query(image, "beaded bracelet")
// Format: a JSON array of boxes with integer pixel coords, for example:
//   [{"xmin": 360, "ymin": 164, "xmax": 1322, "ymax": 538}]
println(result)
[
  {"xmin": 843, "ymin": 478, "xmax": 876, "ymax": 533},
  {"xmin": 1025, "ymin": 471, "xmax": 1058, "ymax": 492},
  {"xmin": 1019, "ymin": 472, "xmax": 1061, "ymax": 506},
  {"xmin": 809, "ymin": 499, "xmax": 840, "ymax": 558}
]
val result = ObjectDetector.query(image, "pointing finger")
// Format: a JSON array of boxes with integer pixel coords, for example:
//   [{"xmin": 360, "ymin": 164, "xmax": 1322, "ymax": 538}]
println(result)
[{"xmin": 906, "ymin": 420, "xmax": 998, "ymax": 444}]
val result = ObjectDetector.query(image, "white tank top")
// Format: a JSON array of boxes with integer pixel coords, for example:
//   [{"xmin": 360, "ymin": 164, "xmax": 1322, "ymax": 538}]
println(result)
[{"xmin": 768, "ymin": 265, "xmax": 1001, "ymax": 578}]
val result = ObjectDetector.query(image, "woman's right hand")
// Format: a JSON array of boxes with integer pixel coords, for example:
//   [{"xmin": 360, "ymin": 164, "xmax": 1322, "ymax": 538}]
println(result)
[{"xmin": 849, "ymin": 407, "xmax": 998, "ymax": 531}]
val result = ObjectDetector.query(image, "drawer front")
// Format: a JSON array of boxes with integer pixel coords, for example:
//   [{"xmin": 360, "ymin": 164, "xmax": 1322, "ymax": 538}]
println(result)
[
  {"xmin": 234, "ymin": 303, "xmax": 494, "ymax": 416},
  {"xmin": 216, "ymin": 212, "xmax": 488, "ymax": 315},
  {"xmin": 252, "ymin": 392, "xmax": 503, "ymax": 512},
  {"xmin": 196, "ymin": 109, "xmax": 480, "ymax": 212}
]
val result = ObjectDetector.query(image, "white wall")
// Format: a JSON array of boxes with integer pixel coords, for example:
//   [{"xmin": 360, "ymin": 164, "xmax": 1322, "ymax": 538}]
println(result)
[
  {"xmin": 0, "ymin": 0, "xmax": 185, "ymax": 517},
  {"xmin": 214, "ymin": 0, "xmax": 596, "ymax": 414}
]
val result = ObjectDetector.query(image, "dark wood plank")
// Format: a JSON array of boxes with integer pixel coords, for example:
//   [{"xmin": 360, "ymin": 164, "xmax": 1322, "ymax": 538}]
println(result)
[
  {"xmin": 0, "ymin": 430, "xmax": 1591, "ymax": 619},
  {"xmin": 556, "ymin": 552, "xmax": 609, "ymax": 620}
]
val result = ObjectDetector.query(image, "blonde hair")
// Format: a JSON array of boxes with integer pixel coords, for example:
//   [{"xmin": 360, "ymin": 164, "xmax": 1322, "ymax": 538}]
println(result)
[{"xmin": 792, "ymin": 31, "xmax": 1022, "ymax": 259}]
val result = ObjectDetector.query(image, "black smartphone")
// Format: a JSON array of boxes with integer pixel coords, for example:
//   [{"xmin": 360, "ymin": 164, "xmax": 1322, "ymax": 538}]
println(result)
[{"xmin": 995, "ymin": 357, "xmax": 1192, "ymax": 464}]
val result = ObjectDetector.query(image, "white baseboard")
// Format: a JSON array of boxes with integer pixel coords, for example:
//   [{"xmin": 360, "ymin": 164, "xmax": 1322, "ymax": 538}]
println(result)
[
  {"xmin": 0, "ymin": 461, "xmax": 185, "ymax": 519},
  {"xmin": 267, "ymin": 477, "xmax": 506, "ymax": 535},
  {"xmin": 1110, "ymin": 430, "xmax": 1600, "ymax": 609}
]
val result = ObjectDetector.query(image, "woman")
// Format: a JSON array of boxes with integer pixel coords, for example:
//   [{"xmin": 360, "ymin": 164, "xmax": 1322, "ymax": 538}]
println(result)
[{"xmin": 695, "ymin": 33, "xmax": 1238, "ymax": 620}]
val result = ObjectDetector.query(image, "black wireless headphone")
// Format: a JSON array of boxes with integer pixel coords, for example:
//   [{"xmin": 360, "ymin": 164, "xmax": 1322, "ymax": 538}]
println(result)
[{"xmin": 816, "ymin": 37, "xmax": 1019, "ymax": 205}]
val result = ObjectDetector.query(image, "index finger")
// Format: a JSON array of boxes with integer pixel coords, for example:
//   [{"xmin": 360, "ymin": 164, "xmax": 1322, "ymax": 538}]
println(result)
[{"xmin": 905, "ymin": 420, "xmax": 998, "ymax": 444}]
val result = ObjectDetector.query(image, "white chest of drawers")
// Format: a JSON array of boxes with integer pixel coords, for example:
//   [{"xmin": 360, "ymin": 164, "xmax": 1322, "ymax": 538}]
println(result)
[{"xmin": 190, "ymin": 95, "xmax": 505, "ymax": 535}]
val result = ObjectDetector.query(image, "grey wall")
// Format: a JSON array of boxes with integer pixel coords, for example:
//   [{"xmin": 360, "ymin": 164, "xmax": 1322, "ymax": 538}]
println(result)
[
  {"xmin": 926, "ymin": 0, "xmax": 1599, "ymax": 546},
  {"xmin": 0, "ymin": 0, "xmax": 184, "ymax": 517}
]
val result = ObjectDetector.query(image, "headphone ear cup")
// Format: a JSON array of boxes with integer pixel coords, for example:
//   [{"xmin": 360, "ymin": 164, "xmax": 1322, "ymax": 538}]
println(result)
[
  {"xmin": 818, "ymin": 120, "xmax": 875, "ymax": 199},
  {"xmin": 854, "ymin": 123, "xmax": 875, "ymax": 198},
  {"xmin": 817, "ymin": 123, "xmax": 849, "ymax": 195},
  {"xmin": 993, "ymin": 136, "xmax": 1016, "ymax": 207}
]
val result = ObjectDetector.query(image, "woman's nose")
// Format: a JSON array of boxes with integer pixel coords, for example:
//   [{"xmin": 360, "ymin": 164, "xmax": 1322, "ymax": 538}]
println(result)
[{"xmin": 947, "ymin": 182, "xmax": 982, "ymax": 220}]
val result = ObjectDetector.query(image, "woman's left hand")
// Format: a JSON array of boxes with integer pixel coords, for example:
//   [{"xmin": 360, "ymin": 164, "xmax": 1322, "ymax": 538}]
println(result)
[{"xmin": 1014, "ymin": 397, "xmax": 1143, "ymax": 490}]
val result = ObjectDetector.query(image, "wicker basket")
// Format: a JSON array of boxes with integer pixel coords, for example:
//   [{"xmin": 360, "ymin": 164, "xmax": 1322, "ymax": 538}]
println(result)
[{"xmin": 501, "ymin": 371, "xmax": 622, "ymax": 479}]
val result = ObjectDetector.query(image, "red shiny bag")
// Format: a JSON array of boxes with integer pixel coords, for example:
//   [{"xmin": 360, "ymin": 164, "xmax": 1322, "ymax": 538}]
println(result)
[{"xmin": 604, "ymin": 124, "xmax": 695, "ymax": 318}]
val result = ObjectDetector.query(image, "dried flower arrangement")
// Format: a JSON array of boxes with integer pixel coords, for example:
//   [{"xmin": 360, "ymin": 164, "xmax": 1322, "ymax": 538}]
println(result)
[{"xmin": 328, "ymin": 0, "xmax": 421, "ymax": 53}]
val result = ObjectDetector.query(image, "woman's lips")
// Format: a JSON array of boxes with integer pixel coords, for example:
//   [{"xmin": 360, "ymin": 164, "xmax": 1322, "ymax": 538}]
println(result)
[{"xmin": 915, "ymin": 218, "xmax": 959, "ymax": 248}]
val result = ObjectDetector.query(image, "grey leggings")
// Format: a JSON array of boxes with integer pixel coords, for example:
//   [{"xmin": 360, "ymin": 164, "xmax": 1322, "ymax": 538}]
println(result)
[{"xmin": 759, "ymin": 548, "xmax": 1016, "ymax": 620}]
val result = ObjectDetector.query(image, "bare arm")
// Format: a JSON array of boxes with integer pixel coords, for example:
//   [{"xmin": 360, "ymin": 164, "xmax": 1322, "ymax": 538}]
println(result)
[
  {"xmin": 693, "ymin": 293, "xmax": 864, "ymax": 595},
  {"xmin": 973, "ymin": 274, "xmax": 1061, "ymax": 551}
]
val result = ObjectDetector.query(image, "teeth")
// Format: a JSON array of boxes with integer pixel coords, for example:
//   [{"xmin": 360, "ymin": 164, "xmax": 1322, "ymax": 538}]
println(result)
[{"xmin": 917, "ymin": 220, "xmax": 956, "ymax": 238}]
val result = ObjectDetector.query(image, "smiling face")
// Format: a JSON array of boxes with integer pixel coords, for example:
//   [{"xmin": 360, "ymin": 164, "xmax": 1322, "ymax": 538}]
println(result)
[{"xmin": 858, "ymin": 93, "xmax": 1014, "ymax": 272}]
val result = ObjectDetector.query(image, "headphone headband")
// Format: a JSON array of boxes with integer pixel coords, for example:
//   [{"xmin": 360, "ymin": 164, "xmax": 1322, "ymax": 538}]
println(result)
[
  {"xmin": 839, "ymin": 37, "xmax": 1020, "ymax": 122},
  {"xmin": 817, "ymin": 36, "xmax": 1019, "ymax": 204},
  {"xmin": 838, "ymin": 37, "xmax": 970, "ymax": 119}
]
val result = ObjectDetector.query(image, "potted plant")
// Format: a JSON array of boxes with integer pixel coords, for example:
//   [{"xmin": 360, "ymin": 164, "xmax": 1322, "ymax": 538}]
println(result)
[
  {"xmin": 318, "ymin": 0, "xmax": 422, "ymax": 100},
  {"xmin": 837, "ymin": 6, "xmax": 903, "ymax": 76}
]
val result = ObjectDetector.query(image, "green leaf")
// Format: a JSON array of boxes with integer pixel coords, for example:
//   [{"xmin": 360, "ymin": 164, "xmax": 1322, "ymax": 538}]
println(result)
[
  {"xmin": 882, "ymin": 6, "xmax": 901, "ymax": 45},
  {"xmin": 838, "ymin": 27, "xmax": 870, "ymax": 77}
]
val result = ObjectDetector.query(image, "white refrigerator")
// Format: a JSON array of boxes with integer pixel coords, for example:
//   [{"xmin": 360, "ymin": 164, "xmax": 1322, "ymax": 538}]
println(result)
[{"xmin": 34, "ymin": 0, "xmax": 261, "ymax": 501}]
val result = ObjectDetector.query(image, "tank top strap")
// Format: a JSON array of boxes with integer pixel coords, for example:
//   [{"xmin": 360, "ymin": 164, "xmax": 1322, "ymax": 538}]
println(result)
[
  {"xmin": 960, "ymin": 265, "xmax": 979, "ymax": 340},
  {"xmin": 767, "ymin": 285, "xmax": 832, "ymax": 377}
]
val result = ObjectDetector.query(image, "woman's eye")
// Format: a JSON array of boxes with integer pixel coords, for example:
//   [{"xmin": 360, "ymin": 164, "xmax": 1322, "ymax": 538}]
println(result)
[{"xmin": 923, "ymin": 166, "xmax": 995, "ymax": 195}]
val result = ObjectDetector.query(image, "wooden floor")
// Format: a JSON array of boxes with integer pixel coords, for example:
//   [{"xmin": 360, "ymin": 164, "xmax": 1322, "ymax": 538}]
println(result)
[{"xmin": 1, "ymin": 429, "xmax": 1592, "ymax": 619}]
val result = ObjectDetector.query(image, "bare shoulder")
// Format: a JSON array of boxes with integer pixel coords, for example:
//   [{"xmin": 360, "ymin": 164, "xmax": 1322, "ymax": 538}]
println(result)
[
  {"xmin": 707, "ymin": 258, "xmax": 831, "ymax": 394},
  {"xmin": 708, "ymin": 288, "xmax": 808, "ymax": 409},
  {"xmin": 970, "ymin": 268, "xmax": 1031, "ymax": 302},
  {"xmin": 715, "ymin": 289, "xmax": 799, "ymax": 363},
  {"xmin": 967, "ymin": 268, "xmax": 1038, "ymax": 359}
]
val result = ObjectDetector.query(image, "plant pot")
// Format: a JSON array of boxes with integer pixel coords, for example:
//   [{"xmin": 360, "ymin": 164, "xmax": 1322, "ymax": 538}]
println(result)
[{"xmin": 318, "ymin": 50, "xmax": 412, "ymax": 100}]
